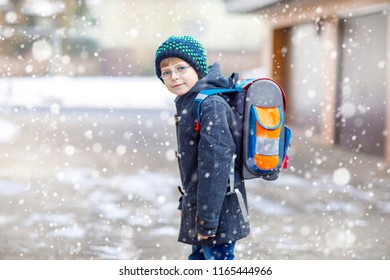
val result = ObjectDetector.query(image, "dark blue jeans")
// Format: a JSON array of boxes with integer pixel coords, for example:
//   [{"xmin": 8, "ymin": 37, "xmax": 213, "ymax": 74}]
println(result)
[{"xmin": 188, "ymin": 242, "xmax": 236, "ymax": 260}]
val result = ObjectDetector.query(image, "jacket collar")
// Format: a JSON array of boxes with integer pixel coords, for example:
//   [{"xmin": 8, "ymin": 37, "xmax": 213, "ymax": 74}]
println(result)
[{"xmin": 175, "ymin": 63, "xmax": 232, "ymax": 106}]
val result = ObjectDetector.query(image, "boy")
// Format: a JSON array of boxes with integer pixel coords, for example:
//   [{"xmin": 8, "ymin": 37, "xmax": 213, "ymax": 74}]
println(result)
[{"xmin": 155, "ymin": 35, "xmax": 250, "ymax": 260}]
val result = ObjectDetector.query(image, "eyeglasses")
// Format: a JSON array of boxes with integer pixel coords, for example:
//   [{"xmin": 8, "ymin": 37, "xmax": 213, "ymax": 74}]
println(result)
[{"xmin": 160, "ymin": 65, "xmax": 192, "ymax": 80}]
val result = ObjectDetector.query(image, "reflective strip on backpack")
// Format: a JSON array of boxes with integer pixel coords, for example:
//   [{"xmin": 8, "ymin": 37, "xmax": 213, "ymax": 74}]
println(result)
[
  {"xmin": 255, "ymin": 137, "xmax": 279, "ymax": 156},
  {"xmin": 195, "ymin": 93, "xmax": 208, "ymax": 102}
]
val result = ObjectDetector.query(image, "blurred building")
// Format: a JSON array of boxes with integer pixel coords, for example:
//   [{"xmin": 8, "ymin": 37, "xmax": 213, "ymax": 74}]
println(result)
[
  {"xmin": 88, "ymin": 0, "xmax": 266, "ymax": 76},
  {"xmin": 0, "ymin": 0, "xmax": 101, "ymax": 76},
  {"xmin": 225, "ymin": 0, "xmax": 390, "ymax": 162},
  {"xmin": 0, "ymin": 0, "xmax": 266, "ymax": 77}
]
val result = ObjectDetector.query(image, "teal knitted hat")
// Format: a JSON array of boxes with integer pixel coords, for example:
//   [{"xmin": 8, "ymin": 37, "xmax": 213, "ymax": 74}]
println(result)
[{"xmin": 155, "ymin": 35, "xmax": 208, "ymax": 81}]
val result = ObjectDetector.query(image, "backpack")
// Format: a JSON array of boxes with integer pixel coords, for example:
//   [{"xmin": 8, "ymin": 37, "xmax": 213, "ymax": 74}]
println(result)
[{"xmin": 194, "ymin": 73, "xmax": 291, "ymax": 182}]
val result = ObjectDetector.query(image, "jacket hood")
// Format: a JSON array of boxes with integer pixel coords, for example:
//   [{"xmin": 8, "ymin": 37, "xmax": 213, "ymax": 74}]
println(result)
[{"xmin": 193, "ymin": 63, "xmax": 233, "ymax": 92}]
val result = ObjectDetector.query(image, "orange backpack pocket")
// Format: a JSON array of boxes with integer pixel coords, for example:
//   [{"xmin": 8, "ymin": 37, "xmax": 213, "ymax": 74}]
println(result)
[{"xmin": 248, "ymin": 105, "xmax": 283, "ymax": 172}]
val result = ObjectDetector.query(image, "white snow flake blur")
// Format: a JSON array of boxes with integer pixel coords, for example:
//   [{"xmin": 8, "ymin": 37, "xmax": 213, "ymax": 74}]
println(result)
[
  {"xmin": 32, "ymin": 40, "xmax": 53, "ymax": 62},
  {"xmin": 332, "ymin": 167, "xmax": 351, "ymax": 186}
]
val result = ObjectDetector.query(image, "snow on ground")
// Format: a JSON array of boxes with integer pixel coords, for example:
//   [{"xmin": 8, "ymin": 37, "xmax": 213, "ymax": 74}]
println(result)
[
  {"xmin": 0, "ymin": 118, "xmax": 20, "ymax": 143},
  {"xmin": 0, "ymin": 76, "xmax": 175, "ymax": 109},
  {"xmin": 0, "ymin": 76, "xmax": 173, "ymax": 145},
  {"xmin": 0, "ymin": 77, "xmax": 389, "ymax": 259}
]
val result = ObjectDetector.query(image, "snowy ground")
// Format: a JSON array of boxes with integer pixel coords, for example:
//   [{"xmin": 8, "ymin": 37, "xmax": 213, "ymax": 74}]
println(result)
[
  {"xmin": 0, "ymin": 76, "xmax": 175, "ymax": 110},
  {"xmin": 0, "ymin": 77, "xmax": 389, "ymax": 259}
]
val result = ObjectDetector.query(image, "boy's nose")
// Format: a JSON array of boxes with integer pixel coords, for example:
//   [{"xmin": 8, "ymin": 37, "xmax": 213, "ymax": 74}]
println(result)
[{"xmin": 170, "ymin": 70, "xmax": 179, "ymax": 79}]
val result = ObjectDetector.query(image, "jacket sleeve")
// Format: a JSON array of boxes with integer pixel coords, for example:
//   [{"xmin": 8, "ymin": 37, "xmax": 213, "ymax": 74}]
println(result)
[{"xmin": 195, "ymin": 96, "xmax": 236, "ymax": 236}]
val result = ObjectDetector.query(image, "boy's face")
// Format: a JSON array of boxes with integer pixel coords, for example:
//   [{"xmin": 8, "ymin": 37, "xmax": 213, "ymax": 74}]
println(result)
[{"xmin": 160, "ymin": 58, "xmax": 199, "ymax": 96}]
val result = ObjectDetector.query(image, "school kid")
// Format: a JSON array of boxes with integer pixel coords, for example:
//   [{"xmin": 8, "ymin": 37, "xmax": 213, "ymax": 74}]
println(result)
[{"xmin": 155, "ymin": 35, "xmax": 250, "ymax": 260}]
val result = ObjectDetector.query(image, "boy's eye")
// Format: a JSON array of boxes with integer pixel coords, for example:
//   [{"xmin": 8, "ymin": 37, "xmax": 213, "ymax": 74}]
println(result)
[{"xmin": 160, "ymin": 65, "xmax": 190, "ymax": 80}]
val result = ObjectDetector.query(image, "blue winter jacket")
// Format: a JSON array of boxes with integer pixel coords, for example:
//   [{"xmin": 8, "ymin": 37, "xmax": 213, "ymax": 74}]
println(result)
[{"xmin": 175, "ymin": 63, "xmax": 250, "ymax": 246}]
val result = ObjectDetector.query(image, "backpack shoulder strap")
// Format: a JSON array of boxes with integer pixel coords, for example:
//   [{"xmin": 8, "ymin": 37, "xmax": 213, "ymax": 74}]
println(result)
[
  {"xmin": 194, "ymin": 72, "xmax": 243, "ymax": 122},
  {"xmin": 194, "ymin": 88, "xmax": 238, "ymax": 122}
]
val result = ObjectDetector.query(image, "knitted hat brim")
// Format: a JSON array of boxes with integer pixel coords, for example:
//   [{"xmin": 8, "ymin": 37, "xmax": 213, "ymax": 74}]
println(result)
[{"xmin": 155, "ymin": 50, "xmax": 206, "ymax": 82}]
